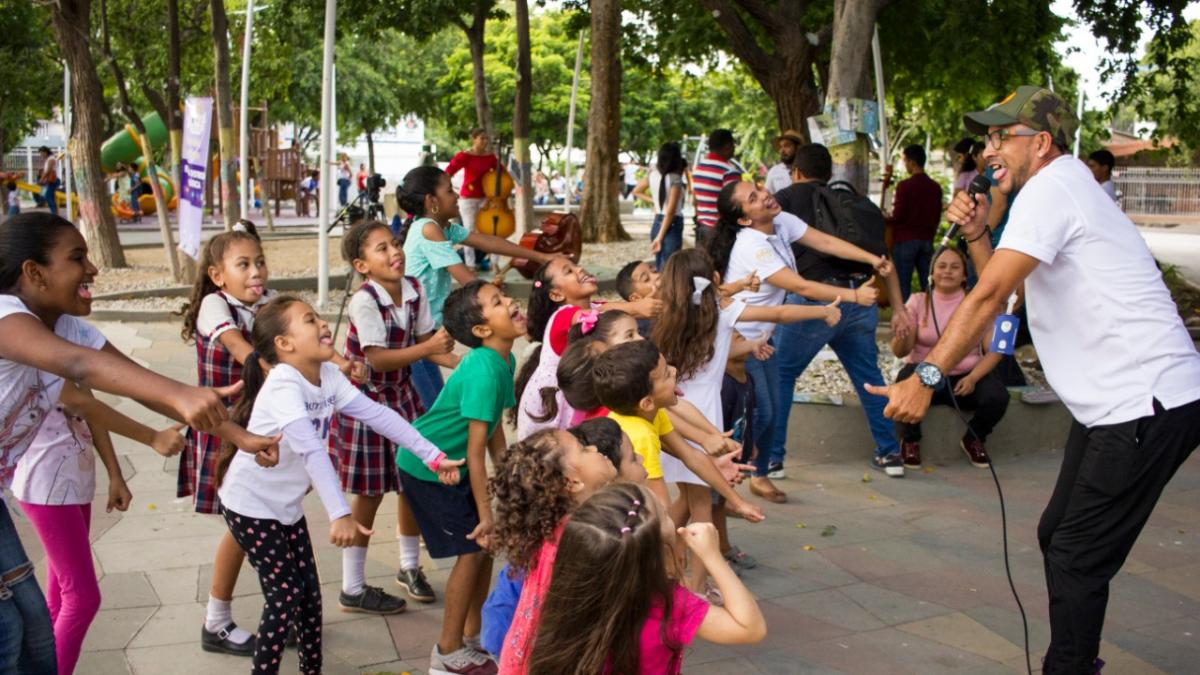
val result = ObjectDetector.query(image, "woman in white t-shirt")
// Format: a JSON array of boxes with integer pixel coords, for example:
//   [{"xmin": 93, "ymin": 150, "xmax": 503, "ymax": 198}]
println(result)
[
  {"xmin": 0, "ymin": 213, "xmax": 270, "ymax": 673},
  {"xmin": 215, "ymin": 295, "xmax": 461, "ymax": 674},
  {"xmin": 706, "ymin": 180, "xmax": 891, "ymax": 500},
  {"xmin": 632, "ymin": 142, "xmax": 689, "ymax": 271}
]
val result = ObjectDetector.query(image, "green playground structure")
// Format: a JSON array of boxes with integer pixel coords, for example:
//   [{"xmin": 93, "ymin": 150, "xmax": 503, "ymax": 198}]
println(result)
[{"xmin": 100, "ymin": 111, "xmax": 178, "ymax": 217}]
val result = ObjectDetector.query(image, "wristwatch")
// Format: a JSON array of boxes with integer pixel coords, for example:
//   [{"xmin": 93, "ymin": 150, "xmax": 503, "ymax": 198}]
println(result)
[{"xmin": 914, "ymin": 362, "xmax": 945, "ymax": 390}]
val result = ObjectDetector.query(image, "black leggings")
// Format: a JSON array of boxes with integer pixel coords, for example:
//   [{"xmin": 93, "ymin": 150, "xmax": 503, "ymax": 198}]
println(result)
[
  {"xmin": 893, "ymin": 363, "xmax": 1009, "ymax": 442},
  {"xmin": 224, "ymin": 509, "xmax": 323, "ymax": 674}
]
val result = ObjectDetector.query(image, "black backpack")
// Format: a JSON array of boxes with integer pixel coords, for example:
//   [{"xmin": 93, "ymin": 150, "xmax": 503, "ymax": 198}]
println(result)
[{"xmin": 807, "ymin": 180, "xmax": 887, "ymax": 258}]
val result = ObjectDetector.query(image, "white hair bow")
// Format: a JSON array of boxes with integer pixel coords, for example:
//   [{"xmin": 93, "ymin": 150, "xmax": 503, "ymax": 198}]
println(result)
[{"xmin": 691, "ymin": 276, "xmax": 713, "ymax": 305}]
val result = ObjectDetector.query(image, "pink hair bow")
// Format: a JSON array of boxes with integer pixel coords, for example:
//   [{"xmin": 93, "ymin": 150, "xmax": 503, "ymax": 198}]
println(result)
[{"xmin": 578, "ymin": 310, "xmax": 600, "ymax": 335}]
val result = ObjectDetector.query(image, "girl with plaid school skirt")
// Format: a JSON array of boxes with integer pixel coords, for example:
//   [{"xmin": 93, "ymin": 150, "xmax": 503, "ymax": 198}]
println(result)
[{"xmin": 329, "ymin": 222, "xmax": 457, "ymax": 614}]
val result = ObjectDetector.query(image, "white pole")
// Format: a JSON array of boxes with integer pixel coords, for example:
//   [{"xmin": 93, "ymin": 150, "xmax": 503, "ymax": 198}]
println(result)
[
  {"xmin": 317, "ymin": 0, "xmax": 336, "ymax": 309},
  {"xmin": 564, "ymin": 30, "xmax": 584, "ymax": 183},
  {"xmin": 1073, "ymin": 89, "xmax": 1085, "ymax": 158},
  {"xmin": 63, "ymin": 63, "xmax": 72, "ymax": 217},
  {"xmin": 238, "ymin": 0, "xmax": 255, "ymax": 217}
]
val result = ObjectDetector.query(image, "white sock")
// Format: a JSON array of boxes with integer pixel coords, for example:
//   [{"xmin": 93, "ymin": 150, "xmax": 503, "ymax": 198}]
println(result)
[
  {"xmin": 342, "ymin": 546, "xmax": 367, "ymax": 595},
  {"xmin": 205, "ymin": 595, "xmax": 253, "ymax": 644},
  {"xmin": 399, "ymin": 535, "xmax": 420, "ymax": 570}
]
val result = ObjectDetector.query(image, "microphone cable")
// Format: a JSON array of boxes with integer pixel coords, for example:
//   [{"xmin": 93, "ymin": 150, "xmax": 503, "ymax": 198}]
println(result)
[{"xmin": 925, "ymin": 259, "xmax": 1033, "ymax": 675}]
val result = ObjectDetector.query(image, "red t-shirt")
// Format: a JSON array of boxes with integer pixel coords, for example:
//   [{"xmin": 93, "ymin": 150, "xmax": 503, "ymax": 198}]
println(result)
[
  {"xmin": 447, "ymin": 152, "xmax": 498, "ymax": 199},
  {"xmin": 888, "ymin": 172, "xmax": 944, "ymax": 244}
]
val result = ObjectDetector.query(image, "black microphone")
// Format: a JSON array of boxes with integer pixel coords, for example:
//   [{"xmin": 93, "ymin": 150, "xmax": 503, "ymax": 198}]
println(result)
[{"xmin": 942, "ymin": 173, "xmax": 993, "ymax": 247}]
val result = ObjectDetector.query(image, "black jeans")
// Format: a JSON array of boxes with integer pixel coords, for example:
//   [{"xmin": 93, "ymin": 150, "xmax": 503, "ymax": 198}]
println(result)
[
  {"xmin": 893, "ymin": 363, "xmax": 1010, "ymax": 442},
  {"xmin": 1037, "ymin": 398, "xmax": 1200, "ymax": 674}
]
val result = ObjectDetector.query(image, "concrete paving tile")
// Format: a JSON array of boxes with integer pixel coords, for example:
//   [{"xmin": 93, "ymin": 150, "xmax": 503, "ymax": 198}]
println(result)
[
  {"xmin": 684, "ymin": 655, "xmax": 761, "ymax": 674},
  {"xmin": 125, "ymin": 642, "xmax": 249, "ymax": 675},
  {"xmin": 799, "ymin": 627, "xmax": 1001, "ymax": 674},
  {"xmin": 81, "ymin": 606, "xmax": 155, "ymax": 651},
  {"xmin": 1132, "ymin": 616, "xmax": 1200, "ymax": 651},
  {"xmin": 741, "ymin": 561, "xmax": 853, "ymax": 598},
  {"xmin": 127, "ymin": 602, "xmax": 205, "ymax": 648},
  {"xmin": 896, "ymin": 612, "xmax": 1025, "ymax": 663},
  {"xmin": 1106, "ymin": 572, "xmax": 1200, "ymax": 629},
  {"xmin": 875, "ymin": 570, "xmax": 1047, "ymax": 618},
  {"xmin": 744, "ymin": 647, "xmax": 851, "ymax": 674},
  {"xmin": 964, "ymin": 605, "xmax": 1052, "ymax": 658},
  {"xmin": 358, "ymin": 660, "xmax": 424, "ymax": 675},
  {"xmin": 1138, "ymin": 562, "xmax": 1200, "ymax": 604},
  {"xmin": 98, "ymin": 572, "xmax": 158, "ymax": 610},
  {"xmin": 74, "ymin": 648, "xmax": 133, "ymax": 675},
  {"xmin": 195, "ymin": 559, "xmax": 261, "ymax": 602},
  {"xmin": 94, "ymin": 534, "xmax": 225, "ymax": 574},
  {"xmin": 1105, "ymin": 631, "xmax": 1200, "ymax": 673},
  {"xmin": 773, "ymin": 589, "xmax": 887, "ymax": 633},
  {"xmin": 146, "ymin": 568, "xmax": 200, "ymax": 605},
  {"xmin": 323, "ymin": 615, "xmax": 400, "ymax": 667},
  {"xmin": 838, "ymin": 582, "xmax": 954, "ymax": 626},
  {"xmin": 98, "ymin": 511, "xmax": 227, "ymax": 543},
  {"xmin": 385, "ymin": 608, "xmax": 446, "ymax": 660}
]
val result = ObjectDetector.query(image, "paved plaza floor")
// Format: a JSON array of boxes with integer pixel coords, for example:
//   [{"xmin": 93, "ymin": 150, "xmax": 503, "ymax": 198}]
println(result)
[{"xmin": 11, "ymin": 319, "xmax": 1200, "ymax": 674}]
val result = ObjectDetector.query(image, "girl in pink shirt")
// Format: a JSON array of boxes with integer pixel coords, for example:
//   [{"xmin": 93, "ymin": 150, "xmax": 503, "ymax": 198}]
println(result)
[{"xmin": 524, "ymin": 483, "xmax": 766, "ymax": 675}]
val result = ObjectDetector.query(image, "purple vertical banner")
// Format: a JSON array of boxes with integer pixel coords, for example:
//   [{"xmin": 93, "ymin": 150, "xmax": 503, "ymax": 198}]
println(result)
[{"xmin": 178, "ymin": 96, "xmax": 213, "ymax": 260}]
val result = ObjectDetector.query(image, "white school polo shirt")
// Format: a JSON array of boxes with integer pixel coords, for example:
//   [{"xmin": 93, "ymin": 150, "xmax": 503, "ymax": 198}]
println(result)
[
  {"xmin": 997, "ymin": 155, "xmax": 1200, "ymax": 427},
  {"xmin": 726, "ymin": 211, "xmax": 808, "ymax": 341}
]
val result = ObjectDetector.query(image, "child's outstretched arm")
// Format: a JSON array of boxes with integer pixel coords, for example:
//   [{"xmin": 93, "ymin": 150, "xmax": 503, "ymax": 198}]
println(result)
[
  {"xmin": 341, "ymin": 392, "xmax": 462, "ymax": 483},
  {"xmin": 0, "ymin": 314, "xmax": 231, "ymax": 431},
  {"xmin": 665, "ymin": 401, "xmax": 741, "ymax": 458},
  {"xmin": 362, "ymin": 328, "xmax": 455, "ymax": 373},
  {"xmin": 680, "ymin": 523, "xmax": 767, "ymax": 644},
  {"xmin": 59, "ymin": 383, "xmax": 185, "ymax": 457},
  {"xmin": 737, "ymin": 297, "xmax": 842, "ymax": 328},
  {"xmin": 661, "ymin": 431, "xmax": 763, "ymax": 523},
  {"xmin": 278, "ymin": 418, "xmax": 369, "ymax": 546},
  {"xmin": 462, "ymin": 232, "xmax": 559, "ymax": 266},
  {"xmin": 61, "ymin": 385, "xmax": 133, "ymax": 513}
]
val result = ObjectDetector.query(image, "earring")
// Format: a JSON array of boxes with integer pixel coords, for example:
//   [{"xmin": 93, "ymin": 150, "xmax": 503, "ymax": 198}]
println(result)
[{"xmin": 431, "ymin": 204, "xmax": 440, "ymax": 216}]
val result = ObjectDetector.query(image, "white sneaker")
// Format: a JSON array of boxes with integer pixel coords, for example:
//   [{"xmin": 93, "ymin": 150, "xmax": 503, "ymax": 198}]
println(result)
[
  {"xmin": 767, "ymin": 463, "xmax": 786, "ymax": 479},
  {"xmin": 430, "ymin": 644, "xmax": 497, "ymax": 675}
]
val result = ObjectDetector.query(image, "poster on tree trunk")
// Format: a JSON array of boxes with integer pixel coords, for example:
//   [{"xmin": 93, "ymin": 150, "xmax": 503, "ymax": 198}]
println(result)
[{"xmin": 178, "ymin": 96, "xmax": 213, "ymax": 260}]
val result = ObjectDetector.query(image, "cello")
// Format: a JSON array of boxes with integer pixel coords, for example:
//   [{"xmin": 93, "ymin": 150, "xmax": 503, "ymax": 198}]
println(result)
[{"xmin": 476, "ymin": 147, "xmax": 515, "ymax": 239}]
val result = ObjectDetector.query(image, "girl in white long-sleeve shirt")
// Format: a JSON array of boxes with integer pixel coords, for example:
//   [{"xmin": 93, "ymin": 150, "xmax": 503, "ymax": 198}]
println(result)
[{"xmin": 216, "ymin": 295, "xmax": 461, "ymax": 675}]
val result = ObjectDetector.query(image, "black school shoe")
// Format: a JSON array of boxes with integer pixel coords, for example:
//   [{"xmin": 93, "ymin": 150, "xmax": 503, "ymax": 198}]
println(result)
[
  {"xmin": 201, "ymin": 622, "xmax": 256, "ymax": 656},
  {"xmin": 339, "ymin": 584, "xmax": 407, "ymax": 615},
  {"xmin": 396, "ymin": 566, "xmax": 437, "ymax": 603}
]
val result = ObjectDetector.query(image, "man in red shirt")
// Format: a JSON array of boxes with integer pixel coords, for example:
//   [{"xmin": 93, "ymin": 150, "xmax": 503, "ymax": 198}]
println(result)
[
  {"xmin": 692, "ymin": 128, "xmax": 741, "ymax": 249},
  {"xmin": 887, "ymin": 145, "xmax": 944, "ymax": 301},
  {"xmin": 446, "ymin": 128, "xmax": 498, "ymax": 271}
]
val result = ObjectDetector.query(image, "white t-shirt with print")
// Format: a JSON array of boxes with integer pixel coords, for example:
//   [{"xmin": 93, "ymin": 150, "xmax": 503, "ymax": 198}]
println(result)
[
  {"xmin": 726, "ymin": 211, "xmax": 808, "ymax": 341},
  {"xmin": 348, "ymin": 279, "xmax": 434, "ymax": 349},
  {"xmin": 0, "ymin": 295, "xmax": 106, "ymax": 490},
  {"xmin": 12, "ymin": 405, "xmax": 96, "ymax": 505},
  {"xmin": 219, "ymin": 362, "xmax": 358, "ymax": 525},
  {"xmin": 196, "ymin": 290, "xmax": 275, "ymax": 341},
  {"xmin": 998, "ymin": 155, "xmax": 1200, "ymax": 427}
]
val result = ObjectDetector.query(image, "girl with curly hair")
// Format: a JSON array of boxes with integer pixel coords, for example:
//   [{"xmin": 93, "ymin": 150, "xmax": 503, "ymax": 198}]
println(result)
[{"xmin": 479, "ymin": 428, "xmax": 617, "ymax": 670}]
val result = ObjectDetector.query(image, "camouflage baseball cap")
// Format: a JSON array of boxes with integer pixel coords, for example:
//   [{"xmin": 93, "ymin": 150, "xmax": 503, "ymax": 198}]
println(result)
[{"xmin": 964, "ymin": 85, "xmax": 1078, "ymax": 149}]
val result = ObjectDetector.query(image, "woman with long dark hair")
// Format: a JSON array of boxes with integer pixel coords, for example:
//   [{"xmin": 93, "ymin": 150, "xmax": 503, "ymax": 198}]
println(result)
[{"xmin": 634, "ymin": 142, "xmax": 689, "ymax": 270}]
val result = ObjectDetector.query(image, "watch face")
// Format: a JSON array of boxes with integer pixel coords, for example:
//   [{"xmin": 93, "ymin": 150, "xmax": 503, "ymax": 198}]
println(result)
[{"xmin": 917, "ymin": 363, "xmax": 942, "ymax": 388}]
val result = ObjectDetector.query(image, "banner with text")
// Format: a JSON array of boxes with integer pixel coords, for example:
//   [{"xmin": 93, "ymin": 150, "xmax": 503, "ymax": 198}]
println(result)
[{"xmin": 178, "ymin": 96, "xmax": 213, "ymax": 260}]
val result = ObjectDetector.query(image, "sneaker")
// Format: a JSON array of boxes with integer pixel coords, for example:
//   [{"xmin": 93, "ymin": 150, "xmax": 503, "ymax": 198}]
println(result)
[
  {"xmin": 463, "ymin": 635, "xmax": 495, "ymax": 665},
  {"xmin": 200, "ymin": 622, "xmax": 255, "ymax": 657},
  {"xmin": 339, "ymin": 585, "xmax": 407, "ymax": 615},
  {"xmin": 430, "ymin": 644, "xmax": 498, "ymax": 675},
  {"xmin": 396, "ymin": 566, "xmax": 436, "ymax": 603},
  {"xmin": 901, "ymin": 440, "xmax": 922, "ymax": 468},
  {"xmin": 723, "ymin": 545, "xmax": 758, "ymax": 571},
  {"xmin": 960, "ymin": 435, "xmax": 991, "ymax": 468},
  {"xmin": 767, "ymin": 462, "xmax": 786, "ymax": 480},
  {"xmin": 870, "ymin": 453, "xmax": 905, "ymax": 478}
]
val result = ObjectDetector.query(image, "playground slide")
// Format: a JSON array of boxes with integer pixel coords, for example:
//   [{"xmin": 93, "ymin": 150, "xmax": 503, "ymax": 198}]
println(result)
[
  {"xmin": 100, "ymin": 111, "xmax": 178, "ymax": 218},
  {"xmin": 12, "ymin": 180, "xmax": 67, "ymax": 207}
]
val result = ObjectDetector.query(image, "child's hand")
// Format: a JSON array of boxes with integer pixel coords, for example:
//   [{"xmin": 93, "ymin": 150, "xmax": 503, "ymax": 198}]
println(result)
[
  {"xmin": 728, "ymin": 496, "xmax": 766, "ymax": 523},
  {"xmin": 630, "ymin": 297, "xmax": 663, "ymax": 318},
  {"xmin": 107, "ymin": 476, "xmax": 132, "ymax": 513},
  {"xmin": 425, "ymin": 328, "xmax": 455, "ymax": 356},
  {"xmin": 239, "ymin": 433, "xmax": 282, "ymax": 468},
  {"xmin": 435, "ymin": 458, "xmax": 466, "ymax": 485},
  {"xmin": 677, "ymin": 522, "xmax": 721, "ymax": 559},
  {"xmin": 874, "ymin": 256, "xmax": 894, "ymax": 277},
  {"xmin": 466, "ymin": 517, "xmax": 494, "ymax": 549},
  {"xmin": 741, "ymin": 270, "xmax": 761, "ymax": 293},
  {"xmin": 890, "ymin": 307, "xmax": 913, "ymax": 339},
  {"xmin": 852, "ymin": 283, "xmax": 878, "ymax": 307},
  {"xmin": 347, "ymin": 359, "xmax": 369, "ymax": 384},
  {"xmin": 330, "ymin": 515, "xmax": 373, "ymax": 548},
  {"xmin": 650, "ymin": 239, "xmax": 662, "ymax": 254},
  {"xmin": 824, "ymin": 297, "xmax": 842, "ymax": 327},
  {"xmin": 151, "ymin": 423, "xmax": 186, "ymax": 457},
  {"xmin": 701, "ymin": 430, "xmax": 738, "ymax": 457},
  {"xmin": 178, "ymin": 382, "xmax": 241, "ymax": 431},
  {"xmin": 753, "ymin": 340, "xmax": 774, "ymax": 361},
  {"xmin": 714, "ymin": 452, "xmax": 754, "ymax": 483}
]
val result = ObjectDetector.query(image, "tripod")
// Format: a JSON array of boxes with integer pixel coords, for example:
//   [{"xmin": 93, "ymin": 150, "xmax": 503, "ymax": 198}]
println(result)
[{"xmin": 327, "ymin": 188, "xmax": 385, "ymax": 233}]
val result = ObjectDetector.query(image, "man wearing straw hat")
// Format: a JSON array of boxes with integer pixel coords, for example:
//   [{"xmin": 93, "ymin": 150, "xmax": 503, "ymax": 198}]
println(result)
[{"xmin": 766, "ymin": 129, "xmax": 804, "ymax": 194}]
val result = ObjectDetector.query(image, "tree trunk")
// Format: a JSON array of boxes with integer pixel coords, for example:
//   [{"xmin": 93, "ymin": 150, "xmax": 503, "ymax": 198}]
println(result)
[
  {"xmin": 49, "ymin": 0, "xmax": 126, "ymax": 268},
  {"xmin": 255, "ymin": 156, "xmax": 275, "ymax": 231},
  {"xmin": 211, "ymin": 0, "xmax": 241, "ymax": 229},
  {"xmin": 763, "ymin": 70, "xmax": 822, "ymax": 140},
  {"xmin": 166, "ymin": 0, "xmax": 184, "ymax": 189},
  {"xmin": 827, "ymin": 0, "xmax": 887, "ymax": 195},
  {"xmin": 512, "ymin": 0, "xmax": 534, "ymax": 236},
  {"xmin": 463, "ymin": 12, "xmax": 494, "ymax": 138},
  {"xmin": 579, "ymin": 0, "xmax": 627, "ymax": 243},
  {"xmin": 366, "ymin": 130, "xmax": 375, "ymax": 174}
]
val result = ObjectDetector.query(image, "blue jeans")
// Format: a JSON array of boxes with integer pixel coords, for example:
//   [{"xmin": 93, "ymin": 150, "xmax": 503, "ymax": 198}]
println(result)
[
  {"xmin": 0, "ymin": 502, "xmax": 57, "ymax": 675},
  {"xmin": 337, "ymin": 178, "xmax": 350, "ymax": 206},
  {"xmin": 744, "ymin": 342, "xmax": 780, "ymax": 478},
  {"xmin": 410, "ymin": 358, "xmax": 445, "ymax": 411},
  {"xmin": 771, "ymin": 294, "xmax": 898, "ymax": 463},
  {"xmin": 892, "ymin": 239, "xmax": 933, "ymax": 302},
  {"xmin": 650, "ymin": 213, "xmax": 683, "ymax": 271},
  {"xmin": 41, "ymin": 184, "xmax": 57, "ymax": 216}
]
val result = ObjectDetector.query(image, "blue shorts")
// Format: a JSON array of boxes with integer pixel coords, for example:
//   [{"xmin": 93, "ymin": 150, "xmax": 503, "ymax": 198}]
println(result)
[{"xmin": 397, "ymin": 470, "xmax": 482, "ymax": 559}]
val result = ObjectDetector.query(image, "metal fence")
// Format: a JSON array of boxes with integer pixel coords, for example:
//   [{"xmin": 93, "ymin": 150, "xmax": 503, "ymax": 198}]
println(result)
[{"xmin": 1114, "ymin": 167, "xmax": 1200, "ymax": 217}]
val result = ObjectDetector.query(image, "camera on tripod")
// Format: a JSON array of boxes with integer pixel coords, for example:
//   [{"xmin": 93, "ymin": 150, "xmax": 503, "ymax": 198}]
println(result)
[{"xmin": 366, "ymin": 173, "xmax": 386, "ymax": 202}]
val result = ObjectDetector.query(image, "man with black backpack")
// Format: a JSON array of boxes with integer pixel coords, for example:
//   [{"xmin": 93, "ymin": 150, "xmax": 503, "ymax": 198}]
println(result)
[{"xmin": 771, "ymin": 144, "xmax": 912, "ymax": 478}]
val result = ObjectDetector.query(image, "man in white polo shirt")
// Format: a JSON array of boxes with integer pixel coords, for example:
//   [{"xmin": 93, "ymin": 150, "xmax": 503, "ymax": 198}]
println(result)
[{"xmin": 868, "ymin": 86, "xmax": 1200, "ymax": 674}]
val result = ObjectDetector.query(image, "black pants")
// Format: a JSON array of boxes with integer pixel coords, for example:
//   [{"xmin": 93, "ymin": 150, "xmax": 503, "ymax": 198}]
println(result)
[
  {"xmin": 1037, "ymin": 398, "xmax": 1200, "ymax": 674},
  {"xmin": 893, "ymin": 363, "xmax": 1010, "ymax": 442},
  {"xmin": 224, "ymin": 509, "xmax": 323, "ymax": 675}
]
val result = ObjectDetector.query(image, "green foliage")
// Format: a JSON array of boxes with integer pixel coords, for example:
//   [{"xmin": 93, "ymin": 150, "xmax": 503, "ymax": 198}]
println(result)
[
  {"xmin": 0, "ymin": 0, "xmax": 63, "ymax": 154},
  {"xmin": 1129, "ymin": 20, "xmax": 1200, "ymax": 152}
]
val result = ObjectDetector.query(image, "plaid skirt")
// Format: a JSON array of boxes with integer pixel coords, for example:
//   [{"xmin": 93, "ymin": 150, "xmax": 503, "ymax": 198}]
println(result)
[
  {"xmin": 178, "ymin": 428, "xmax": 224, "ymax": 514},
  {"xmin": 329, "ymin": 381, "xmax": 422, "ymax": 496}
]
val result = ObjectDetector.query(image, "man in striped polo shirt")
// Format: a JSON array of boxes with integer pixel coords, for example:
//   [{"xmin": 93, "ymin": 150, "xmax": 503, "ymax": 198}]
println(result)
[{"xmin": 692, "ymin": 128, "xmax": 741, "ymax": 248}]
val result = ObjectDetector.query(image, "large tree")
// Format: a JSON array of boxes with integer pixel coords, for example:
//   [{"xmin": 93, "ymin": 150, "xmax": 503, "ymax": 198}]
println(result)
[
  {"xmin": 48, "ymin": 0, "xmax": 127, "ymax": 267},
  {"xmin": 512, "ymin": 0, "xmax": 534, "ymax": 235},
  {"xmin": 211, "ymin": 0, "xmax": 240, "ymax": 228},
  {"xmin": 0, "ymin": 1, "xmax": 60, "ymax": 156},
  {"xmin": 579, "ymin": 0, "xmax": 626, "ymax": 242}
]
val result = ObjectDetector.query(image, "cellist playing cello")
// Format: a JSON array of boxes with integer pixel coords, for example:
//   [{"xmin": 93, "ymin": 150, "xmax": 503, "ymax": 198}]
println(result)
[{"xmin": 446, "ymin": 128, "xmax": 497, "ymax": 272}]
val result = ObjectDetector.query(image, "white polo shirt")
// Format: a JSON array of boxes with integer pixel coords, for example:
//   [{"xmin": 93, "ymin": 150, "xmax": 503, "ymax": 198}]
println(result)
[
  {"xmin": 998, "ymin": 155, "xmax": 1200, "ymax": 427},
  {"xmin": 348, "ymin": 278, "xmax": 435, "ymax": 348},
  {"xmin": 726, "ymin": 211, "xmax": 808, "ymax": 341}
]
